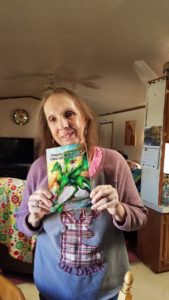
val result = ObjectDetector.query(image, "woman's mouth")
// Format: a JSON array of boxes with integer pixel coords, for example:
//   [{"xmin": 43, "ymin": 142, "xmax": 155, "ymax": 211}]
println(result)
[{"xmin": 61, "ymin": 129, "xmax": 76, "ymax": 140}]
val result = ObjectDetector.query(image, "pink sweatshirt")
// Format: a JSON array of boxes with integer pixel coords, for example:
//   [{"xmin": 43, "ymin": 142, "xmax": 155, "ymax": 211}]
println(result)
[{"xmin": 16, "ymin": 147, "xmax": 147, "ymax": 300}]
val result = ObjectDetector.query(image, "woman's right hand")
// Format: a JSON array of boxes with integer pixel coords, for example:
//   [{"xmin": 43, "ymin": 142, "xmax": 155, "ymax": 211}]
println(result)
[{"xmin": 27, "ymin": 188, "xmax": 53, "ymax": 228}]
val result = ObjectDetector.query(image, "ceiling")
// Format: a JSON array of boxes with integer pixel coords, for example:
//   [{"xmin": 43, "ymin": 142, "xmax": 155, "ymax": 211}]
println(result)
[{"xmin": 0, "ymin": 0, "xmax": 169, "ymax": 115}]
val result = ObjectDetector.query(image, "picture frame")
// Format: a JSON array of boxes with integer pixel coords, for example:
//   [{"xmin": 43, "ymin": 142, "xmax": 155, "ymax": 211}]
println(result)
[{"xmin": 124, "ymin": 120, "xmax": 136, "ymax": 146}]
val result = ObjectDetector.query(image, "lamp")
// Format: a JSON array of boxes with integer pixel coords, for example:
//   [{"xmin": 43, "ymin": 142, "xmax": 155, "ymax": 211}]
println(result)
[{"xmin": 164, "ymin": 143, "xmax": 169, "ymax": 174}]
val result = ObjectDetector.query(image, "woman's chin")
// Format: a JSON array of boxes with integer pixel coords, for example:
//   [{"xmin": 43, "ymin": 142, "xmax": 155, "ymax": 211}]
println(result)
[
  {"xmin": 59, "ymin": 138, "xmax": 79, "ymax": 146},
  {"xmin": 60, "ymin": 138, "xmax": 85, "ymax": 146}
]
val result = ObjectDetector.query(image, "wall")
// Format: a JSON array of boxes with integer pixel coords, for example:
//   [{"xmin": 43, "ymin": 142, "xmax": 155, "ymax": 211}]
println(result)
[
  {"xmin": 0, "ymin": 98, "xmax": 145, "ymax": 162},
  {"xmin": 0, "ymin": 98, "xmax": 40, "ymax": 137},
  {"xmin": 97, "ymin": 107, "xmax": 146, "ymax": 162}
]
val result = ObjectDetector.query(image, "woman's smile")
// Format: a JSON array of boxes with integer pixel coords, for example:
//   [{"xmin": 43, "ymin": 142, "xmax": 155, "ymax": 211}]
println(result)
[{"xmin": 60, "ymin": 128, "xmax": 76, "ymax": 142}]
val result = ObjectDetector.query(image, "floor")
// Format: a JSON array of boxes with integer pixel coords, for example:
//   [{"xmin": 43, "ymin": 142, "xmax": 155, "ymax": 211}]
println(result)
[
  {"xmin": 130, "ymin": 262, "xmax": 169, "ymax": 300},
  {"xmin": 17, "ymin": 261, "xmax": 169, "ymax": 300}
]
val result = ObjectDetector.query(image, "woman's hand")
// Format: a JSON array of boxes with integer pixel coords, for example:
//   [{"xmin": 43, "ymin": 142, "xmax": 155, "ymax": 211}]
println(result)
[
  {"xmin": 27, "ymin": 188, "xmax": 53, "ymax": 228},
  {"xmin": 90, "ymin": 185, "xmax": 126, "ymax": 223}
]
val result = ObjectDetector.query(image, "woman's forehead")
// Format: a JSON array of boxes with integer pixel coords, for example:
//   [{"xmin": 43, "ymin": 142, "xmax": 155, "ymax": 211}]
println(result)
[
  {"xmin": 45, "ymin": 94, "xmax": 76, "ymax": 106},
  {"xmin": 46, "ymin": 93, "xmax": 75, "ymax": 104},
  {"xmin": 44, "ymin": 93, "xmax": 81, "ymax": 112}
]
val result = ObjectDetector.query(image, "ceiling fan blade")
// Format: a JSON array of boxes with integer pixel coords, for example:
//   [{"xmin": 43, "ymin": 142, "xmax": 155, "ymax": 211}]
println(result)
[
  {"xmin": 133, "ymin": 60, "xmax": 158, "ymax": 85},
  {"xmin": 3, "ymin": 73, "xmax": 49, "ymax": 80},
  {"xmin": 81, "ymin": 81, "xmax": 99, "ymax": 89},
  {"xmin": 82, "ymin": 75, "xmax": 102, "ymax": 81},
  {"xmin": 45, "ymin": 74, "xmax": 100, "ymax": 90}
]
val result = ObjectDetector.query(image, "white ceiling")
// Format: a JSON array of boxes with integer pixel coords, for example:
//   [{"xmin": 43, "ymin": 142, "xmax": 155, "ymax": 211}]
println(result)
[{"xmin": 0, "ymin": 0, "xmax": 169, "ymax": 115}]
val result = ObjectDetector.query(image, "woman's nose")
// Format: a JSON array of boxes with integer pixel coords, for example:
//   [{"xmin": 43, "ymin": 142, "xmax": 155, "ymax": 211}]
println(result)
[{"xmin": 57, "ymin": 117, "xmax": 69, "ymax": 129}]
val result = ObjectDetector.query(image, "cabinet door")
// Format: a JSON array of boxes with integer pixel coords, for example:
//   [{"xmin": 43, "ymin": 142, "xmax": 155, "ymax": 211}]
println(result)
[
  {"xmin": 162, "ymin": 214, "xmax": 169, "ymax": 266},
  {"xmin": 164, "ymin": 88, "xmax": 169, "ymax": 142},
  {"xmin": 137, "ymin": 208, "xmax": 162, "ymax": 272},
  {"xmin": 166, "ymin": 95, "xmax": 169, "ymax": 142},
  {"xmin": 99, "ymin": 122, "xmax": 113, "ymax": 148}
]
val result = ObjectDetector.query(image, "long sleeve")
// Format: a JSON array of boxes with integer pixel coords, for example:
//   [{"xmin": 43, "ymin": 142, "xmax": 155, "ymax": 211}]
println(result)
[
  {"xmin": 16, "ymin": 155, "xmax": 48, "ymax": 237},
  {"xmin": 100, "ymin": 148, "xmax": 147, "ymax": 231}
]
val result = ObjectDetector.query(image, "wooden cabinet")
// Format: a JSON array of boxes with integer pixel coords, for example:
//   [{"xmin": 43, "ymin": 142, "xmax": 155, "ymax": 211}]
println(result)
[
  {"xmin": 137, "ymin": 207, "xmax": 169, "ymax": 273},
  {"xmin": 164, "ymin": 87, "xmax": 169, "ymax": 142},
  {"xmin": 138, "ymin": 77, "xmax": 169, "ymax": 273}
]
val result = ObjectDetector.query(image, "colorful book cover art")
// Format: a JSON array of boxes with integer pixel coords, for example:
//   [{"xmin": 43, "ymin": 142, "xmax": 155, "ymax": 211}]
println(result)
[{"xmin": 46, "ymin": 143, "xmax": 91, "ymax": 212}]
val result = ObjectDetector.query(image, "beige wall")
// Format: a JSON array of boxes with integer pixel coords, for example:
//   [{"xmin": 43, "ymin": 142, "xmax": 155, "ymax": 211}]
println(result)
[
  {"xmin": 0, "ymin": 98, "xmax": 40, "ymax": 138},
  {"xmin": 0, "ymin": 98, "xmax": 146, "ymax": 163},
  {"xmin": 98, "ymin": 107, "xmax": 146, "ymax": 163}
]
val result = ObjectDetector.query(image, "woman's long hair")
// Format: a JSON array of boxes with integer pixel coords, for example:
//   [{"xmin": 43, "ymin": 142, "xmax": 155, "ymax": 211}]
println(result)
[{"xmin": 36, "ymin": 87, "xmax": 98, "ymax": 157}]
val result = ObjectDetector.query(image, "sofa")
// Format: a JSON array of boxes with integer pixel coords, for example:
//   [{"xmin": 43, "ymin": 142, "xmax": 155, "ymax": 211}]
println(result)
[{"xmin": 0, "ymin": 177, "xmax": 35, "ymax": 274}]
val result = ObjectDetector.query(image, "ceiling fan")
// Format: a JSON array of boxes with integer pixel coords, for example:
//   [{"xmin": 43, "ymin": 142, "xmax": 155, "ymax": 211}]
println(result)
[
  {"xmin": 43, "ymin": 73, "xmax": 101, "ymax": 91},
  {"xmin": 133, "ymin": 60, "xmax": 158, "ymax": 85},
  {"xmin": 3, "ymin": 71, "xmax": 101, "ymax": 90}
]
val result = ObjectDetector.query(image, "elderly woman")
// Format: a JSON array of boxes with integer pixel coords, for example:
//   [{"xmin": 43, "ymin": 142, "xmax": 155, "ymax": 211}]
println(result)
[{"xmin": 17, "ymin": 87, "xmax": 147, "ymax": 300}]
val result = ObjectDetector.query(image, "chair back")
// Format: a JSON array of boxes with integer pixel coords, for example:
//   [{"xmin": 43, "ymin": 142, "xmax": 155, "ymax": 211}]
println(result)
[
  {"xmin": 117, "ymin": 271, "xmax": 134, "ymax": 300},
  {"xmin": 0, "ymin": 274, "xmax": 26, "ymax": 300}
]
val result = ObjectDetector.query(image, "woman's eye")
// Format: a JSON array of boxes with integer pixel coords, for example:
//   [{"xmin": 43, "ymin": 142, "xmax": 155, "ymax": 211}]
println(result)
[
  {"xmin": 49, "ymin": 116, "xmax": 56, "ymax": 122},
  {"xmin": 65, "ymin": 111, "xmax": 74, "ymax": 118}
]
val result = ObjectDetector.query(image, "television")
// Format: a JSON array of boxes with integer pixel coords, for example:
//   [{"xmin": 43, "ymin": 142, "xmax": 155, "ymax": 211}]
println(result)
[{"xmin": 0, "ymin": 137, "xmax": 35, "ymax": 165}]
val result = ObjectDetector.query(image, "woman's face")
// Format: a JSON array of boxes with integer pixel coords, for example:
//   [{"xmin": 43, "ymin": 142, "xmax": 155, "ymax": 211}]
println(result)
[{"xmin": 44, "ymin": 93, "xmax": 87, "ymax": 146}]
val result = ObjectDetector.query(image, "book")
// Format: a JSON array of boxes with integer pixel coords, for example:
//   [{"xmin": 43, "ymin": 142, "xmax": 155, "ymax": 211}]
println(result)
[{"xmin": 46, "ymin": 143, "xmax": 91, "ymax": 212}]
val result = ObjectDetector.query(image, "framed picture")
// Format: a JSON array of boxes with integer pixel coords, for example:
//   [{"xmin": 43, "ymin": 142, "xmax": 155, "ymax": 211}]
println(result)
[
  {"xmin": 144, "ymin": 126, "xmax": 162, "ymax": 146},
  {"xmin": 124, "ymin": 120, "xmax": 136, "ymax": 146}
]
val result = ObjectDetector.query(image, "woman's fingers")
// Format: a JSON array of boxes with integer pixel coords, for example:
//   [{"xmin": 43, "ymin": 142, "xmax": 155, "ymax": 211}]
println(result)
[
  {"xmin": 91, "ymin": 185, "xmax": 114, "ymax": 203},
  {"xmin": 28, "ymin": 188, "xmax": 53, "ymax": 213},
  {"xmin": 90, "ymin": 185, "xmax": 119, "ymax": 211},
  {"xmin": 91, "ymin": 197, "xmax": 108, "ymax": 210},
  {"xmin": 90, "ymin": 185, "xmax": 112, "ymax": 197},
  {"xmin": 35, "ymin": 187, "xmax": 52, "ymax": 199},
  {"xmin": 90, "ymin": 185, "xmax": 126, "ymax": 222}
]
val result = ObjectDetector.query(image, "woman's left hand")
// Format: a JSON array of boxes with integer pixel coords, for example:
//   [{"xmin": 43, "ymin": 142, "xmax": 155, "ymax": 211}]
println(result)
[{"xmin": 90, "ymin": 185, "xmax": 126, "ymax": 223}]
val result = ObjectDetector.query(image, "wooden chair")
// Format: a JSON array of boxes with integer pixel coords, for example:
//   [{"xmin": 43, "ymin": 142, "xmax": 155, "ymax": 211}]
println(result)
[
  {"xmin": 0, "ymin": 274, "xmax": 26, "ymax": 300},
  {"xmin": 117, "ymin": 271, "xmax": 134, "ymax": 300}
]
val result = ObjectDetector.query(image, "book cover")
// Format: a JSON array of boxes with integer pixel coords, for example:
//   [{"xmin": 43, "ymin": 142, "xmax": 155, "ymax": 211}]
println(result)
[{"xmin": 46, "ymin": 143, "xmax": 91, "ymax": 212}]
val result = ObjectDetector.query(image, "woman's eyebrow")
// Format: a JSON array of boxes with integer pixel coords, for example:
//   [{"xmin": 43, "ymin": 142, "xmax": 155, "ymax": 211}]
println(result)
[{"xmin": 64, "ymin": 107, "xmax": 75, "ymax": 111}]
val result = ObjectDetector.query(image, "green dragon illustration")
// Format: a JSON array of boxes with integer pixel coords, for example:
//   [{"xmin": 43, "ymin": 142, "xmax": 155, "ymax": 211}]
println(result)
[{"xmin": 51, "ymin": 152, "xmax": 91, "ymax": 212}]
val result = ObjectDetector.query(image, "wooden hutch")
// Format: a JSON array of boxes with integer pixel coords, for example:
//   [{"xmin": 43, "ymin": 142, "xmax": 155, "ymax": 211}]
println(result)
[{"xmin": 137, "ymin": 76, "xmax": 169, "ymax": 273}]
